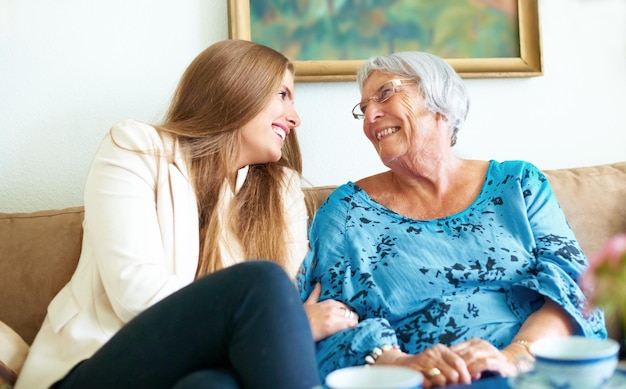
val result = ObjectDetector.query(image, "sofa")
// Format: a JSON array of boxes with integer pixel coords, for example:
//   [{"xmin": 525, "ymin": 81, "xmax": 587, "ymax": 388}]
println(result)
[{"xmin": 1, "ymin": 162, "xmax": 625, "ymax": 385}]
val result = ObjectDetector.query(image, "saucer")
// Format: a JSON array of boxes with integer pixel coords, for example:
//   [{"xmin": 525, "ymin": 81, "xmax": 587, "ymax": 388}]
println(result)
[{"xmin": 508, "ymin": 367, "xmax": 626, "ymax": 388}]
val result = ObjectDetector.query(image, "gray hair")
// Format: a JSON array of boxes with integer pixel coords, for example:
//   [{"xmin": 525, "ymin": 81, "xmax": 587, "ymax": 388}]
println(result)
[{"xmin": 356, "ymin": 51, "xmax": 469, "ymax": 146}]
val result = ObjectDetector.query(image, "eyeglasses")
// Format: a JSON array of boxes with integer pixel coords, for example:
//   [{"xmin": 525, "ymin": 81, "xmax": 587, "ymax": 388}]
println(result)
[{"xmin": 351, "ymin": 79, "xmax": 417, "ymax": 120}]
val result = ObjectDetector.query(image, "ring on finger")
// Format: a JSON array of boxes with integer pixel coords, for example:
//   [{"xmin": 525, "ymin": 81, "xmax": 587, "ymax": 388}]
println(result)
[
  {"xmin": 343, "ymin": 308, "xmax": 351, "ymax": 318},
  {"xmin": 426, "ymin": 367, "xmax": 442, "ymax": 378}
]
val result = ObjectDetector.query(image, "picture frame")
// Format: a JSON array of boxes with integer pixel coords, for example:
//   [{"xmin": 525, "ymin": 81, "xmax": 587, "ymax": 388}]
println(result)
[{"xmin": 228, "ymin": 0, "xmax": 542, "ymax": 82}]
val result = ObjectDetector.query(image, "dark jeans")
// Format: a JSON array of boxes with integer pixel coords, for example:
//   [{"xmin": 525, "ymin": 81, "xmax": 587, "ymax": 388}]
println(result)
[{"xmin": 52, "ymin": 261, "xmax": 321, "ymax": 389}]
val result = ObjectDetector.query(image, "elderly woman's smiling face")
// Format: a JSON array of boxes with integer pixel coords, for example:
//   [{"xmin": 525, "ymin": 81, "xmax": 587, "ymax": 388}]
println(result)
[{"xmin": 359, "ymin": 71, "xmax": 445, "ymax": 168}]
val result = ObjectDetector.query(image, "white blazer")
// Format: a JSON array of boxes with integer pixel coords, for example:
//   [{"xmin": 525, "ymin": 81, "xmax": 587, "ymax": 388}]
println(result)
[{"xmin": 15, "ymin": 120, "xmax": 308, "ymax": 389}]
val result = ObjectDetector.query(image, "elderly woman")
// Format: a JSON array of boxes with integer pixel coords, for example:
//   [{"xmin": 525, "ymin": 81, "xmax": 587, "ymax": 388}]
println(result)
[{"xmin": 297, "ymin": 51, "xmax": 606, "ymax": 387}]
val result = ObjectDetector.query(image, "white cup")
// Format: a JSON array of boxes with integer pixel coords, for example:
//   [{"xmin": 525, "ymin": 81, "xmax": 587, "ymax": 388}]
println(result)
[
  {"xmin": 530, "ymin": 336, "xmax": 620, "ymax": 389},
  {"xmin": 325, "ymin": 365, "xmax": 423, "ymax": 389}
]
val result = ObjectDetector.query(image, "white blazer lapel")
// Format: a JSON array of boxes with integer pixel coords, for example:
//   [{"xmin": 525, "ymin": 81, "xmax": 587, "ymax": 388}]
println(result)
[{"xmin": 156, "ymin": 139, "xmax": 199, "ymax": 279}]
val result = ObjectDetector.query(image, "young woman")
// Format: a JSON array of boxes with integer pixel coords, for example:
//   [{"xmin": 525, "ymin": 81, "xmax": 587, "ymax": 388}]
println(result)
[{"xmin": 16, "ymin": 40, "xmax": 321, "ymax": 389}]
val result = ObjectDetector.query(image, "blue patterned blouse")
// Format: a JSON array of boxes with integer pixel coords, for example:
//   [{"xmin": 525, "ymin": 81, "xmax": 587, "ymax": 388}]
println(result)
[{"xmin": 297, "ymin": 160, "xmax": 606, "ymax": 380}]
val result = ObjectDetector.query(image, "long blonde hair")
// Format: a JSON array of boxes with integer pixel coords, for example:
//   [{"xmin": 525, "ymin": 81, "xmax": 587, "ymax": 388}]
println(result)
[{"xmin": 157, "ymin": 39, "xmax": 302, "ymax": 277}]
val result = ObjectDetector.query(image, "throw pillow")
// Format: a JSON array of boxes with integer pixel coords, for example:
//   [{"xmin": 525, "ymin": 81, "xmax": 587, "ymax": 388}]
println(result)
[
  {"xmin": 0, "ymin": 359, "xmax": 16, "ymax": 388},
  {"xmin": 0, "ymin": 320, "xmax": 28, "ymax": 387}
]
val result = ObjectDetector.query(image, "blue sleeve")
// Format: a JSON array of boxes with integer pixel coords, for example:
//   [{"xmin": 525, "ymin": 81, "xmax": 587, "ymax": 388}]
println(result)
[
  {"xmin": 507, "ymin": 163, "xmax": 606, "ymax": 338},
  {"xmin": 297, "ymin": 185, "xmax": 351, "ymax": 301},
  {"xmin": 296, "ymin": 186, "xmax": 400, "ymax": 381},
  {"xmin": 316, "ymin": 319, "xmax": 398, "ymax": 380}
]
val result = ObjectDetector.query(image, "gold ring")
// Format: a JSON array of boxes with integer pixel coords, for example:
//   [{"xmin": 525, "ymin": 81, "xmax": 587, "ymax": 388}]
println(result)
[{"xmin": 426, "ymin": 367, "xmax": 442, "ymax": 378}]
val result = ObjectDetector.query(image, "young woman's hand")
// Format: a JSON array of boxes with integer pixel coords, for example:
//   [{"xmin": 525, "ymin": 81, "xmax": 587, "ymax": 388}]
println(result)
[{"xmin": 303, "ymin": 283, "xmax": 359, "ymax": 341}]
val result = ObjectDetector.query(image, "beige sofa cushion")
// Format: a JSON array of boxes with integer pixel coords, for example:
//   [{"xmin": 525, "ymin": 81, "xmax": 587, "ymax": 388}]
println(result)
[
  {"xmin": 304, "ymin": 185, "xmax": 336, "ymax": 221},
  {"xmin": 0, "ymin": 207, "xmax": 84, "ymax": 345},
  {"xmin": 544, "ymin": 162, "xmax": 626, "ymax": 258}
]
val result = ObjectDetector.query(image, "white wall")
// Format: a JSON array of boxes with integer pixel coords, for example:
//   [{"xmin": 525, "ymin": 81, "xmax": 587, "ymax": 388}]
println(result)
[{"xmin": 1, "ymin": 0, "xmax": 625, "ymax": 213}]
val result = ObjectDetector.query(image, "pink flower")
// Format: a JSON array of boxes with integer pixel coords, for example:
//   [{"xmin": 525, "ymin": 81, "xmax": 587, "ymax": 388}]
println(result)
[
  {"xmin": 587, "ymin": 233, "xmax": 626, "ymax": 271},
  {"xmin": 582, "ymin": 233, "xmax": 626, "ymax": 325}
]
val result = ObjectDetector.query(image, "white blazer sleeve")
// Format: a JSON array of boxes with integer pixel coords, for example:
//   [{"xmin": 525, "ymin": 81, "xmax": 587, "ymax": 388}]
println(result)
[{"xmin": 83, "ymin": 120, "xmax": 197, "ymax": 322}]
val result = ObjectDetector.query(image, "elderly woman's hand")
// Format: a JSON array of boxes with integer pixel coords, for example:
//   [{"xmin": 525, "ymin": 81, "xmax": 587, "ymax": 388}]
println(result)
[
  {"xmin": 303, "ymin": 283, "xmax": 359, "ymax": 341},
  {"xmin": 376, "ymin": 344, "xmax": 472, "ymax": 388},
  {"xmin": 450, "ymin": 338, "xmax": 519, "ymax": 380}
]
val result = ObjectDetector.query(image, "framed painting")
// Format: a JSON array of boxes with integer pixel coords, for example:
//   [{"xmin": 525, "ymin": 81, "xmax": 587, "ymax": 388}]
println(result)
[{"xmin": 228, "ymin": 0, "xmax": 542, "ymax": 82}]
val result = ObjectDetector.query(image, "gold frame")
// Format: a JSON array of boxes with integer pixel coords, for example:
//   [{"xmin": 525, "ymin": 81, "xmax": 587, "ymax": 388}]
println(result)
[{"xmin": 228, "ymin": 0, "xmax": 542, "ymax": 82}]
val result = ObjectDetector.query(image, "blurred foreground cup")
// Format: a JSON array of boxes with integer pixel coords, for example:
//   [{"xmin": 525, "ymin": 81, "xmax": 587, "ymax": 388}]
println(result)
[
  {"xmin": 530, "ymin": 336, "xmax": 619, "ymax": 389},
  {"xmin": 325, "ymin": 365, "xmax": 423, "ymax": 389}
]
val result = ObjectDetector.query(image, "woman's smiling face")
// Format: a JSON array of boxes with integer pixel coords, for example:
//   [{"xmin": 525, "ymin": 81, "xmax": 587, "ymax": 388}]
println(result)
[
  {"xmin": 237, "ymin": 70, "xmax": 300, "ymax": 168},
  {"xmin": 359, "ymin": 72, "xmax": 436, "ymax": 166}
]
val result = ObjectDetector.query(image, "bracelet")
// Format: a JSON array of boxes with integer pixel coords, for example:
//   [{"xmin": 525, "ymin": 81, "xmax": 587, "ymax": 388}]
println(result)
[
  {"xmin": 512, "ymin": 339, "xmax": 534, "ymax": 357},
  {"xmin": 364, "ymin": 344, "xmax": 398, "ymax": 365}
]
